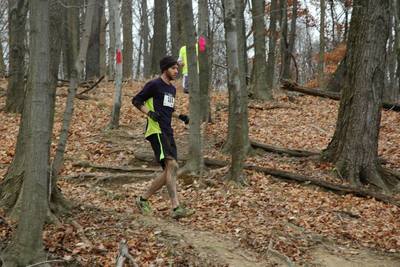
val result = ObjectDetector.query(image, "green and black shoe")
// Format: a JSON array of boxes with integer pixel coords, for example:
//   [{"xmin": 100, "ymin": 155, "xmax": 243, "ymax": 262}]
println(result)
[
  {"xmin": 172, "ymin": 205, "xmax": 195, "ymax": 219},
  {"xmin": 136, "ymin": 196, "xmax": 152, "ymax": 215}
]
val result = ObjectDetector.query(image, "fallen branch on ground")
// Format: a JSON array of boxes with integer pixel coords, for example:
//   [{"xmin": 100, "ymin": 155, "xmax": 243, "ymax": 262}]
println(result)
[
  {"xmin": 281, "ymin": 79, "xmax": 400, "ymax": 112},
  {"xmin": 116, "ymin": 239, "xmax": 139, "ymax": 267},
  {"xmin": 77, "ymin": 75, "xmax": 105, "ymax": 96},
  {"xmin": 73, "ymin": 161, "xmax": 161, "ymax": 173},
  {"xmin": 70, "ymin": 220, "xmax": 93, "ymax": 249},
  {"xmin": 250, "ymin": 140, "xmax": 319, "ymax": 157},
  {"xmin": 248, "ymin": 103, "xmax": 298, "ymax": 111},
  {"xmin": 202, "ymin": 157, "xmax": 400, "ymax": 207}
]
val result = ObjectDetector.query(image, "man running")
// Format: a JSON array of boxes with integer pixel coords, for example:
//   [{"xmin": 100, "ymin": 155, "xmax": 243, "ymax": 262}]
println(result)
[{"xmin": 132, "ymin": 56, "xmax": 194, "ymax": 219}]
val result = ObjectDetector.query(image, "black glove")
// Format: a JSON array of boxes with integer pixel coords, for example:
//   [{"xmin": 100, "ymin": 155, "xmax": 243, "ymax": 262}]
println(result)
[
  {"xmin": 178, "ymin": 114, "xmax": 190, "ymax": 124},
  {"xmin": 148, "ymin": 111, "xmax": 161, "ymax": 122}
]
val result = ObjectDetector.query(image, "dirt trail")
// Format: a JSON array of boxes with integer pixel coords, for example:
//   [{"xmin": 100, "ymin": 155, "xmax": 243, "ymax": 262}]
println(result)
[
  {"xmin": 311, "ymin": 246, "xmax": 400, "ymax": 267},
  {"xmin": 137, "ymin": 216, "xmax": 284, "ymax": 267}
]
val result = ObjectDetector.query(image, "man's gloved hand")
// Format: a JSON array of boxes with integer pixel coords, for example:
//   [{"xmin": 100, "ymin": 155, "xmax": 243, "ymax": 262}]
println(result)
[
  {"xmin": 148, "ymin": 111, "xmax": 161, "ymax": 122},
  {"xmin": 178, "ymin": 114, "xmax": 190, "ymax": 124}
]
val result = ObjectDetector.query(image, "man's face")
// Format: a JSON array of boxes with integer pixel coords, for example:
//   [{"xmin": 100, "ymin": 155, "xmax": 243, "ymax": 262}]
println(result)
[{"xmin": 165, "ymin": 64, "xmax": 179, "ymax": 80}]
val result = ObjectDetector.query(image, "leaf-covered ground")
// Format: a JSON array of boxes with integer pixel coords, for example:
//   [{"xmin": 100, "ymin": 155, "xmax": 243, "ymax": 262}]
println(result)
[{"xmin": 1, "ymin": 78, "xmax": 400, "ymax": 266}]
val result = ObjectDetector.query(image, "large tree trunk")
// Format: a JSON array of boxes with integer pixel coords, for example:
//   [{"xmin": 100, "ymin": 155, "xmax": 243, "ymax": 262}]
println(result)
[
  {"xmin": 122, "ymin": 0, "xmax": 132, "ymax": 80},
  {"xmin": 180, "ymin": 0, "xmax": 203, "ymax": 174},
  {"xmin": 250, "ymin": 0, "xmax": 270, "ymax": 100},
  {"xmin": 109, "ymin": 0, "xmax": 123, "ymax": 129},
  {"xmin": 198, "ymin": 0, "xmax": 211, "ymax": 122},
  {"xmin": 108, "ymin": 0, "xmax": 116, "ymax": 81},
  {"xmin": 86, "ymin": 0, "xmax": 104, "ymax": 80},
  {"xmin": 265, "ymin": 0, "xmax": 278, "ymax": 92},
  {"xmin": 224, "ymin": 0, "xmax": 246, "ymax": 184},
  {"xmin": 224, "ymin": 0, "xmax": 250, "ymax": 154},
  {"xmin": 323, "ymin": 0, "xmax": 397, "ymax": 192},
  {"xmin": 2, "ymin": 0, "xmax": 51, "ymax": 265},
  {"xmin": 318, "ymin": 0, "xmax": 326, "ymax": 88},
  {"xmin": 5, "ymin": 0, "xmax": 28, "ymax": 113},
  {"xmin": 150, "ymin": 0, "xmax": 167, "ymax": 76},
  {"xmin": 0, "ymin": 0, "xmax": 64, "ymax": 218}
]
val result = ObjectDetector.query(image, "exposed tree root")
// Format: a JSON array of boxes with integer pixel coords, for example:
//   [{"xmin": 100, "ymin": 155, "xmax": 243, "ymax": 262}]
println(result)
[{"xmin": 281, "ymin": 79, "xmax": 400, "ymax": 112}]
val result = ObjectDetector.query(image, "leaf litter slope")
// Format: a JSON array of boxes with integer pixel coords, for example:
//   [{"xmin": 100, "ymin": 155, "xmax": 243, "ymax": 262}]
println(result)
[{"xmin": 0, "ymin": 78, "xmax": 399, "ymax": 265}]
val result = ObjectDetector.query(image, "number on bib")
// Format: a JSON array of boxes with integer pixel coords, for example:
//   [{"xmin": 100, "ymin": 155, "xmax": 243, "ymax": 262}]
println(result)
[{"xmin": 163, "ymin": 94, "xmax": 175, "ymax": 108}]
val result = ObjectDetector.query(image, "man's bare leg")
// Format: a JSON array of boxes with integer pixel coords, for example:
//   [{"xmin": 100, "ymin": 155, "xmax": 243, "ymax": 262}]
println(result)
[
  {"xmin": 142, "ymin": 171, "xmax": 166, "ymax": 200},
  {"xmin": 165, "ymin": 159, "xmax": 179, "ymax": 208}
]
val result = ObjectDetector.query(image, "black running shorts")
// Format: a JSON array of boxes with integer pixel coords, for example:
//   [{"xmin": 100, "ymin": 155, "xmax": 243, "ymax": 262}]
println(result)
[{"xmin": 146, "ymin": 133, "xmax": 177, "ymax": 168}]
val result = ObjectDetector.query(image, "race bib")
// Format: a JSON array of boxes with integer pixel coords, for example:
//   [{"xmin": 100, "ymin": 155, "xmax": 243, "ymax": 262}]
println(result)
[{"xmin": 163, "ymin": 94, "xmax": 175, "ymax": 108}]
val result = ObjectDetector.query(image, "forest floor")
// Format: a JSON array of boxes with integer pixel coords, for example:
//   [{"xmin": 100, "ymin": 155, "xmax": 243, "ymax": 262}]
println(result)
[{"xmin": 1, "ymin": 78, "xmax": 400, "ymax": 266}]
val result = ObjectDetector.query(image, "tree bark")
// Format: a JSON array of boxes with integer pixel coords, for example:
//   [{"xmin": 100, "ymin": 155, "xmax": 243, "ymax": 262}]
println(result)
[
  {"xmin": 198, "ymin": 0, "xmax": 211, "ymax": 121},
  {"xmin": 86, "ymin": 0, "xmax": 104, "ymax": 80},
  {"xmin": 168, "ymin": 0, "xmax": 181, "ymax": 59},
  {"xmin": 318, "ymin": 0, "xmax": 326, "ymax": 89},
  {"xmin": 5, "ymin": 0, "xmax": 28, "ymax": 113},
  {"xmin": 250, "ymin": 0, "xmax": 270, "ymax": 100},
  {"xmin": 122, "ymin": 0, "xmax": 132, "ymax": 80},
  {"xmin": 2, "ymin": 0, "xmax": 51, "ymax": 264},
  {"xmin": 282, "ymin": 0, "xmax": 297, "ymax": 80},
  {"xmin": 150, "ymin": 0, "xmax": 167, "ymax": 76},
  {"xmin": 323, "ymin": 0, "xmax": 397, "ymax": 192},
  {"xmin": 99, "ymin": 10, "xmax": 107, "ymax": 76},
  {"xmin": 224, "ymin": 0, "xmax": 247, "ymax": 184},
  {"xmin": 141, "ymin": 0, "xmax": 150, "ymax": 78},
  {"xmin": 180, "ymin": 0, "xmax": 203, "ymax": 174},
  {"xmin": 107, "ymin": 0, "xmax": 116, "ymax": 81},
  {"xmin": 265, "ymin": 0, "xmax": 278, "ymax": 93},
  {"xmin": 0, "ymin": 37, "xmax": 6, "ymax": 77},
  {"xmin": 224, "ymin": 0, "xmax": 250, "ymax": 154},
  {"xmin": 109, "ymin": 0, "xmax": 123, "ymax": 129},
  {"xmin": 279, "ymin": 0, "xmax": 288, "ymax": 80}
]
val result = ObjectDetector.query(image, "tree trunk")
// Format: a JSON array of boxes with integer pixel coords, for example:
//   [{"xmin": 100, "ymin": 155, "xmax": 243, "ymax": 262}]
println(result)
[
  {"xmin": 224, "ymin": 0, "xmax": 250, "ymax": 154},
  {"xmin": 108, "ymin": 0, "xmax": 116, "ymax": 81},
  {"xmin": 109, "ymin": 0, "xmax": 123, "ymax": 129},
  {"xmin": 122, "ymin": 0, "xmax": 132, "ymax": 80},
  {"xmin": 282, "ymin": 0, "xmax": 297, "ymax": 80},
  {"xmin": 0, "ymin": 38, "xmax": 6, "ymax": 77},
  {"xmin": 318, "ymin": 0, "xmax": 326, "ymax": 88},
  {"xmin": 99, "ymin": 10, "xmax": 107, "ymax": 76},
  {"xmin": 150, "ymin": 0, "xmax": 167, "ymax": 76},
  {"xmin": 394, "ymin": 0, "xmax": 400, "ymax": 101},
  {"xmin": 168, "ymin": 0, "xmax": 179, "ymax": 59},
  {"xmin": 224, "ymin": 0, "xmax": 246, "ymax": 184},
  {"xmin": 142, "ymin": 0, "xmax": 150, "ymax": 78},
  {"xmin": 198, "ymin": 0, "xmax": 211, "ymax": 121},
  {"xmin": 86, "ymin": 0, "xmax": 104, "ymax": 80},
  {"xmin": 265, "ymin": 0, "xmax": 278, "ymax": 92},
  {"xmin": 181, "ymin": 0, "xmax": 203, "ymax": 174},
  {"xmin": 52, "ymin": 0, "xmax": 95, "ymax": 181},
  {"xmin": 5, "ymin": 0, "xmax": 28, "ymax": 113},
  {"xmin": 323, "ymin": 0, "xmax": 397, "ymax": 192},
  {"xmin": 279, "ymin": 0, "xmax": 288, "ymax": 80},
  {"xmin": 250, "ymin": 0, "xmax": 270, "ymax": 100},
  {"xmin": 2, "ymin": 0, "xmax": 51, "ymax": 265},
  {"xmin": 326, "ymin": 55, "xmax": 346, "ymax": 92}
]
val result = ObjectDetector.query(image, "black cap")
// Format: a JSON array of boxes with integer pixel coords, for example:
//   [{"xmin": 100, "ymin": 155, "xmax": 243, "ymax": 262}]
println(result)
[{"xmin": 160, "ymin": 56, "xmax": 178, "ymax": 72}]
